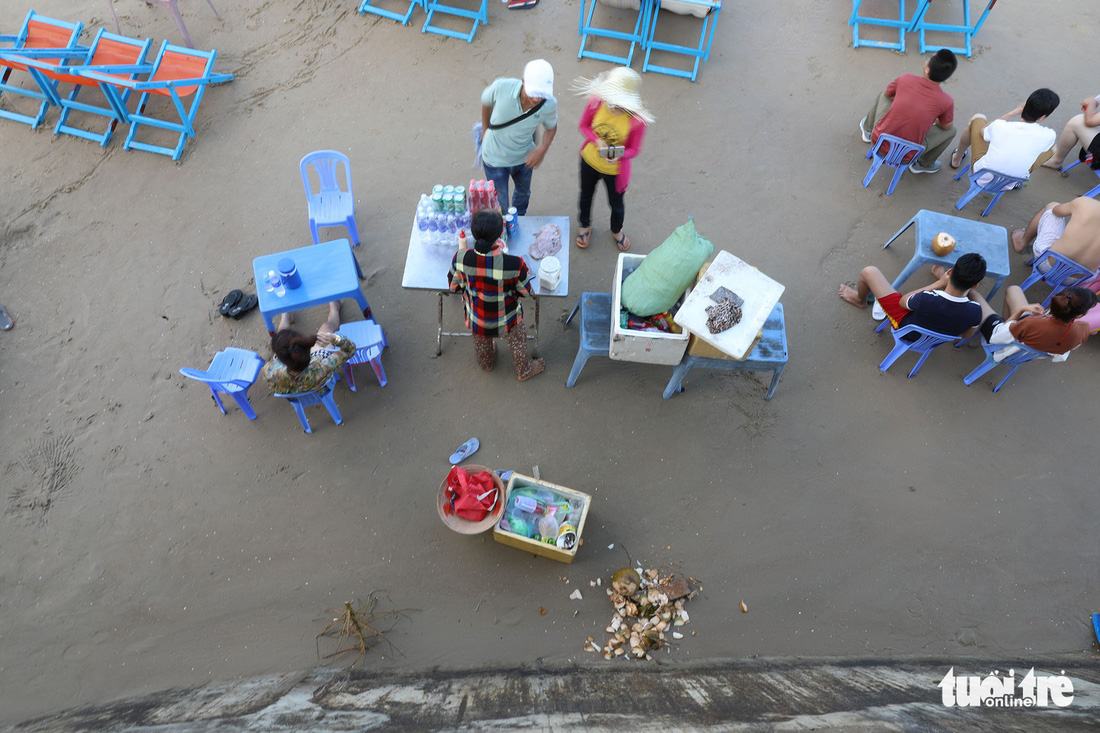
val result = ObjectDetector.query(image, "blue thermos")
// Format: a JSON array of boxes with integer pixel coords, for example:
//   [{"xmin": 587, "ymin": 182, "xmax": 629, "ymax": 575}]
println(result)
[{"xmin": 278, "ymin": 258, "xmax": 302, "ymax": 289}]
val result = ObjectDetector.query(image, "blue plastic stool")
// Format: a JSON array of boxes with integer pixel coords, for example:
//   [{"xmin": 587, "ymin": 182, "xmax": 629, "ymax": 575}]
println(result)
[
  {"xmin": 663, "ymin": 303, "xmax": 787, "ymax": 400},
  {"xmin": 335, "ymin": 320, "xmax": 388, "ymax": 391},
  {"xmin": 564, "ymin": 292, "xmax": 613, "ymax": 388},
  {"xmin": 273, "ymin": 375, "xmax": 343, "ymax": 434},
  {"xmin": 876, "ymin": 321, "xmax": 958, "ymax": 378},
  {"xmin": 952, "ymin": 164, "xmax": 1026, "ymax": 218},
  {"xmin": 1059, "ymin": 158, "xmax": 1100, "ymax": 199},
  {"xmin": 963, "ymin": 339, "xmax": 1050, "ymax": 393},
  {"xmin": 1020, "ymin": 250, "xmax": 1096, "ymax": 308},
  {"xmin": 863, "ymin": 134, "xmax": 925, "ymax": 195}
]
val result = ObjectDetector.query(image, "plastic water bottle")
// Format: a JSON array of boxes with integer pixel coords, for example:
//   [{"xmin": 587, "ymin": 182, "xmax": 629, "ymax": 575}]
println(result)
[
  {"xmin": 265, "ymin": 270, "xmax": 276, "ymax": 293},
  {"xmin": 417, "ymin": 209, "xmax": 429, "ymax": 244},
  {"xmin": 445, "ymin": 213, "xmax": 457, "ymax": 246},
  {"xmin": 427, "ymin": 215, "xmax": 439, "ymax": 246},
  {"xmin": 270, "ymin": 271, "xmax": 285, "ymax": 297}
]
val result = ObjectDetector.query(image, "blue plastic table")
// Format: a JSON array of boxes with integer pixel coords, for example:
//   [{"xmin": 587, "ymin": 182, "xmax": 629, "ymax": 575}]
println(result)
[
  {"xmin": 252, "ymin": 238, "xmax": 369, "ymax": 334},
  {"xmin": 883, "ymin": 209, "xmax": 1009, "ymax": 298}
]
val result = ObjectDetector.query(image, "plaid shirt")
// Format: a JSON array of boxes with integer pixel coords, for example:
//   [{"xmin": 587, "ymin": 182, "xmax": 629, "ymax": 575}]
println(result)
[{"xmin": 448, "ymin": 245, "xmax": 534, "ymax": 338}]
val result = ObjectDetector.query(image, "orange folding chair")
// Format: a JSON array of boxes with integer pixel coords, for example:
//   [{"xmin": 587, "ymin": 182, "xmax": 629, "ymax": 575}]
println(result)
[{"xmin": 0, "ymin": 11, "xmax": 84, "ymax": 129}]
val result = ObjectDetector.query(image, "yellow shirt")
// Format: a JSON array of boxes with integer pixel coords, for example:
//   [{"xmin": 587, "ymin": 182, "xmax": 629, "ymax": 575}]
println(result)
[{"xmin": 581, "ymin": 104, "xmax": 632, "ymax": 175}]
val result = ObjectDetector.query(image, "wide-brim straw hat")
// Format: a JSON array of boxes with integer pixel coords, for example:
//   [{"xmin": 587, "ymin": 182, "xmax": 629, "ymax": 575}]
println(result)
[{"xmin": 572, "ymin": 67, "xmax": 654, "ymax": 124}]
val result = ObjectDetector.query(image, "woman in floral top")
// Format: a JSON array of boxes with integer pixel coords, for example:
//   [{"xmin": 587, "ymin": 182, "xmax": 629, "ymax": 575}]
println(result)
[{"xmin": 262, "ymin": 301, "xmax": 357, "ymax": 394}]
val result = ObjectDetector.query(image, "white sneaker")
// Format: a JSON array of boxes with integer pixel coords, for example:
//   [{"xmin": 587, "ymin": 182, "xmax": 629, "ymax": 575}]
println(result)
[
  {"xmin": 859, "ymin": 117, "xmax": 872, "ymax": 144},
  {"xmin": 871, "ymin": 300, "xmax": 886, "ymax": 321}
]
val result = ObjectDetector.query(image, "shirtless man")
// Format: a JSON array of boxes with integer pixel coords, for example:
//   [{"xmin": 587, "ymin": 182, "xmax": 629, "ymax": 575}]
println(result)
[{"xmin": 1011, "ymin": 197, "xmax": 1100, "ymax": 273}]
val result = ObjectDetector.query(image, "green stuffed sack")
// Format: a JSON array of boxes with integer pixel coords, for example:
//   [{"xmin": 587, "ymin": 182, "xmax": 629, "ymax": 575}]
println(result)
[{"xmin": 620, "ymin": 219, "xmax": 714, "ymax": 316}]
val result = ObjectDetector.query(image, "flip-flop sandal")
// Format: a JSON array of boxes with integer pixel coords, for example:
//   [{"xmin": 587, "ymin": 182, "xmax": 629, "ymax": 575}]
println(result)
[
  {"xmin": 0, "ymin": 304, "xmax": 13, "ymax": 331},
  {"xmin": 218, "ymin": 289, "xmax": 243, "ymax": 316},
  {"xmin": 228, "ymin": 293, "xmax": 258, "ymax": 319},
  {"xmin": 449, "ymin": 437, "xmax": 479, "ymax": 465},
  {"xmin": 950, "ymin": 148, "xmax": 967, "ymax": 170},
  {"xmin": 575, "ymin": 229, "xmax": 591, "ymax": 249},
  {"xmin": 613, "ymin": 232, "xmax": 631, "ymax": 252},
  {"xmin": 507, "ymin": 0, "xmax": 538, "ymax": 8}
]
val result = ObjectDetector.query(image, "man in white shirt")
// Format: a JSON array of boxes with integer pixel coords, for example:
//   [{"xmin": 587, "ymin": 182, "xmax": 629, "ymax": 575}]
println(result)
[{"xmin": 949, "ymin": 88, "xmax": 1060, "ymax": 180}]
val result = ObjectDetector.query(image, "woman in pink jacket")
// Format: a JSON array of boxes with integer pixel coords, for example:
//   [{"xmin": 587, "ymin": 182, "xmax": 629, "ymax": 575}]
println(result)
[{"xmin": 573, "ymin": 67, "xmax": 653, "ymax": 252}]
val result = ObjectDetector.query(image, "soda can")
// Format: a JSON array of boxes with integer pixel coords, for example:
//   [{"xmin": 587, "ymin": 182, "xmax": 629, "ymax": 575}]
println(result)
[
  {"xmin": 556, "ymin": 525, "xmax": 577, "ymax": 550},
  {"xmin": 431, "ymin": 192, "xmax": 444, "ymax": 212},
  {"xmin": 508, "ymin": 206, "xmax": 518, "ymax": 218},
  {"xmin": 442, "ymin": 193, "xmax": 454, "ymax": 213},
  {"xmin": 503, "ymin": 213, "xmax": 514, "ymax": 235},
  {"xmin": 442, "ymin": 185, "xmax": 455, "ymax": 198},
  {"xmin": 432, "ymin": 184, "xmax": 444, "ymax": 196},
  {"xmin": 454, "ymin": 185, "xmax": 466, "ymax": 199}
]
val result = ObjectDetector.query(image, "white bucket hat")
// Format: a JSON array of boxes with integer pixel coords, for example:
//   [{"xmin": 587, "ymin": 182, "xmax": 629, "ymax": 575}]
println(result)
[
  {"xmin": 522, "ymin": 59, "xmax": 555, "ymax": 100},
  {"xmin": 572, "ymin": 66, "xmax": 654, "ymax": 124}
]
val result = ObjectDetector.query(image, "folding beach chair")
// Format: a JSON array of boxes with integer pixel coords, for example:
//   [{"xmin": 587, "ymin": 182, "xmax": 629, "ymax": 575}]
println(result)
[
  {"xmin": 52, "ymin": 29, "xmax": 152, "ymax": 146},
  {"xmin": 0, "ymin": 11, "xmax": 84, "ymax": 129},
  {"xmin": 849, "ymin": 0, "xmax": 915, "ymax": 53},
  {"xmin": 578, "ymin": 0, "xmax": 652, "ymax": 67},
  {"xmin": 909, "ymin": 0, "xmax": 998, "ymax": 58},
  {"xmin": 79, "ymin": 40, "xmax": 233, "ymax": 161},
  {"xmin": 642, "ymin": 0, "xmax": 721, "ymax": 82},
  {"xmin": 421, "ymin": 0, "xmax": 488, "ymax": 43},
  {"xmin": 359, "ymin": 0, "xmax": 425, "ymax": 26}
]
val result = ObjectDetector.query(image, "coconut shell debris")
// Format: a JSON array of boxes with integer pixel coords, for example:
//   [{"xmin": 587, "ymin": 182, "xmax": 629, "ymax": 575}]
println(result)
[{"xmin": 584, "ymin": 567, "xmax": 698, "ymax": 661}]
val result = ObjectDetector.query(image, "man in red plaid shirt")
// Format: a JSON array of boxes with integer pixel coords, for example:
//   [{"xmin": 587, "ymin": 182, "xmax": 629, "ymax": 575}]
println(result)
[{"xmin": 448, "ymin": 210, "xmax": 546, "ymax": 381}]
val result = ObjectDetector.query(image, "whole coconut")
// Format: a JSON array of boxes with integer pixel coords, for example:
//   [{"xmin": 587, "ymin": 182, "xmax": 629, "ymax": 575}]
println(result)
[
  {"xmin": 933, "ymin": 232, "xmax": 956, "ymax": 257},
  {"xmin": 611, "ymin": 568, "xmax": 641, "ymax": 596}
]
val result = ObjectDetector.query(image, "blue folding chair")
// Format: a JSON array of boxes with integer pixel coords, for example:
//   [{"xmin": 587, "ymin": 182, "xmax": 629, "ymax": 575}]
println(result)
[
  {"xmin": 335, "ymin": 320, "xmax": 389, "ymax": 391},
  {"xmin": 909, "ymin": 0, "xmax": 998, "ymax": 58},
  {"xmin": 273, "ymin": 375, "xmax": 343, "ymax": 434},
  {"xmin": 0, "ymin": 11, "xmax": 84, "ymax": 129},
  {"xmin": 79, "ymin": 40, "xmax": 233, "ymax": 161},
  {"xmin": 876, "ymin": 320, "xmax": 959, "ymax": 377},
  {"xmin": 52, "ymin": 29, "xmax": 152, "ymax": 146},
  {"xmin": 179, "ymin": 347, "xmax": 265, "ymax": 420},
  {"xmin": 1020, "ymin": 250, "xmax": 1096, "ymax": 308},
  {"xmin": 952, "ymin": 164, "xmax": 1025, "ymax": 217},
  {"xmin": 642, "ymin": 0, "xmax": 721, "ymax": 82},
  {"xmin": 359, "ymin": 0, "xmax": 425, "ymax": 26},
  {"xmin": 300, "ymin": 150, "xmax": 360, "ymax": 247},
  {"xmin": 579, "ymin": 0, "xmax": 651, "ymax": 67},
  {"xmin": 963, "ymin": 339, "xmax": 1050, "ymax": 393},
  {"xmin": 863, "ymin": 134, "xmax": 925, "ymax": 195},
  {"xmin": 421, "ymin": 0, "xmax": 487, "ymax": 43},
  {"xmin": 849, "ymin": 0, "xmax": 916, "ymax": 53},
  {"xmin": 1059, "ymin": 158, "xmax": 1100, "ymax": 199}
]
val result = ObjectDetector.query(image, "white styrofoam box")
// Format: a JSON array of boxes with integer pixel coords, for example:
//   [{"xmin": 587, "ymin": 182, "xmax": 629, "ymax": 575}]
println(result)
[
  {"xmin": 610, "ymin": 252, "xmax": 690, "ymax": 365},
  {"xmin": 673, "ymin": 250, "xmax": 785, "ymax": 360}
]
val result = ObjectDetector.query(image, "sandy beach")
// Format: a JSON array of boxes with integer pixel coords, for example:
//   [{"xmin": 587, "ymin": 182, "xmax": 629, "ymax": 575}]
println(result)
[{"xmin": 2, "ymin": 0, "xmax": 1099, "ymax": 724}]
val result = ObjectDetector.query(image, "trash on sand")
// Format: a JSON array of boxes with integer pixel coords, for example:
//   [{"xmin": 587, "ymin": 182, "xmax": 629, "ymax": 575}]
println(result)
[
  {"xmin": 570, "ymin": 589, "xmax": 583, "ymax": 600},
  {"xmin": 585, "ymin": 567, "xmax": 698, "ymax": 661}
]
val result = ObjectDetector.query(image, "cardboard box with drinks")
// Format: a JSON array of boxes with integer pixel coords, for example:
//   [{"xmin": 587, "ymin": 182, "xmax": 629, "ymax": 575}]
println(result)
[{"xmin": 493, "ymin": 474, "xmax": 592, "ymax": 563}]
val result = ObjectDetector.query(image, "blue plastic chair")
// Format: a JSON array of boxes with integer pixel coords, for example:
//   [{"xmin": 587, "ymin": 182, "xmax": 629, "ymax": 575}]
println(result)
[
  {"xmin": 908, "ymin": 0, "xmax": 998, "ymax": 58},
  {"xmin": 300, "ymin": 150, "xmax": 360, "ymax": 247},
  {"xmin": 876, "ymin": 320, "xmax": 959, "ymax": 377},
  {"xmin": 1059, "ymin": 158, "xmax": 1100, "ymax": 199},
  {"xmin": 849, "ymin": 0, "xmax": 915, "ymax": 53},
  {"xmin": 642, "ymin": 0, "xmax": 721, "ymax": 82},
  {"xmin": 179, "ymin": 347, "xmax": 265, "ymax": 420},
  {"xmin": 0, "ymin": 11, "xmax": 84, "ymax": 130},
  {"xmin": 963, "ymin": 339, "xmax": 1051, "ymax": 393},
  {"xmin": 52, "ymin": 29, "xmax": 152, "ymax": 147},
  {"xmin": 663, "ymin": 303, "xmax": 788, "ymax": 400},
  {"xmin": 335, "ymin": 320, "xmax": 389, "ymax": 391},
  {"xmin": 1019, "ymin": 250, "xmax": 1096, "ymax": 308},
  {"xmin": 564, "ymin": 292, "xmax": 613, "ymax": 388},
  {"xmin": 359, "ymin": 0, "xmax": 425, "ymax": 25},
  {"xmin": 273, "ymin": 375, "xmax": 343, "ymax": 434},
  {"xmin": 578, "ymin": 0, "xmax": 652, "ymax": 67},
  {"xmin": 952, "ymin": 164, "xmax": 1026, "ymax": 217},
  {"xmin": 863, "ymin": 134, "xmax": 925, "ymax": 195},
  {"xmin": 421, "ymin": 0, "xmax": 488, "ymax": 43}
]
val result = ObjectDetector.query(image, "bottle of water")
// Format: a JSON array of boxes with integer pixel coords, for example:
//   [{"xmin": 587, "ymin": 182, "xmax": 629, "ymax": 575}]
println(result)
[
  {"xmin": 270, "ymin": 271, "xmax": 285, "ymax": 297},
  {"xmin": 446, "ymin": 213, "xmax": 457, "ymax": 246},
  {"xmin": 427, "ymin": 214, "xmax": 440, "ymax": 246},
  {"xmin": 417, "ymin": 208, "xmax": 429, "ymax": 244},
  {"xmin": 265, "ymin": 270, "xmax": 276, "ymax": 293}
]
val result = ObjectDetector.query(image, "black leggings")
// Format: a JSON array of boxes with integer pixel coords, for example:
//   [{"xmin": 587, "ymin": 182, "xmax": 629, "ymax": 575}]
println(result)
[{"xmin": 578, "ymin": 158, "xmax": 625, "ymax": 233}]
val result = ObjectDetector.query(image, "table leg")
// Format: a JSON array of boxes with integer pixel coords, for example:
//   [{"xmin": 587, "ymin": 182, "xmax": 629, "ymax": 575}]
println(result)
[
  {"xmin": 986, "ymin": 274, "xmax": 1005, "ymax": 299},
  {"xmin": 882, "ymin": 217, "xmax": 916, "ymax": 249},
  {"xmin": 437, "ymin": 291, "xmax": 444, "ymax": 356},
  {"xmin": 353, "ymin": 252, "xmax": 364, "ymax": 280},
  {"xmin": 532, "ymin": 298, "xmax": 540, "ymax": 358},
  {"xmin": 891, "ymin": 256, "xmax": 924, "ymax": 291},
  {"xmin": 262, "ymin": 309, "xmax": 275, "ymax": 335}
]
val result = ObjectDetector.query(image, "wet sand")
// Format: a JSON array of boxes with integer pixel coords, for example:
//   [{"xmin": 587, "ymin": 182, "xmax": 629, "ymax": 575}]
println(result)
[{"xmin": 1, "ymin": 0, "xmax": 1098, "ymax": 723}]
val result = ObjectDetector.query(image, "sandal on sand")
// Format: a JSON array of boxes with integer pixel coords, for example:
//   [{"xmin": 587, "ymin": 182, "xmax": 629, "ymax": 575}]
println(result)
[
  {"xmin": 449, "ymin": 437, "xmax": 480, "ymax": 465},
  {"xmin": 613, "ymin": 231, "xmax": 630, "ymax": 252},
  {"xmin": 228, "ymin": 293, "xmax": 258, "ymax": 319},
  {"xmin": 218, "ymin": 289, "xmax": 243, "ymax": 316},
  {"xmin": 0, "ymin": 304, "xmax": 13, "ymax": 331},
  {"xmin": 950, "ymin": 148, "xmax": 967, "ymax": 170},
  {"xmin": 575, "ymin": 227, "xmax": 591, "ymax": 249}
]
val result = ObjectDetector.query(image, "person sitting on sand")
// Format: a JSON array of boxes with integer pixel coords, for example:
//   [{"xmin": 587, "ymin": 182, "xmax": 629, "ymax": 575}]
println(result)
[
  {"xmin": 1011, "ymin": 197, "xmax": 1100, "ymax": 274},
  {"xmin": 1042, "ymin": 93, "xmax": 1100, "ymax": 170},
  {"xmin": 949, "ymin": 89, "xmax": 1060, "ymax": 180},
  {"xmin": 968, "ymin": 285, "xmax": 1095, "ymax": 361},
  {"xmin": 859, "ymin": 49, "xmax": 958, "ymax": 175},
  {"xmin": 839, "ymin": 253, "xmax": 987, "ymax": 339},
  {"xmin": 448, "ymin": 209, "xmax": 545, "ymax": 381},
  {"xmin": 262, "ymin": 301, "xmax": 356, "ymax": 394}
]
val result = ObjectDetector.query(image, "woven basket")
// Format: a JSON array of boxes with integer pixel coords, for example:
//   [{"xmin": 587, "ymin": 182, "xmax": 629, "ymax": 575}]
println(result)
[{"xmin": 438, "ymin": 465, "xmax": 505, "ymax": 535}]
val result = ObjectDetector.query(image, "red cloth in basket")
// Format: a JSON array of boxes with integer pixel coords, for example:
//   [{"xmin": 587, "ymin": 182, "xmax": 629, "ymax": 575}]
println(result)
[{"xmin": 444, "ymin": 466, "xmax": 497, "ymax": 521}]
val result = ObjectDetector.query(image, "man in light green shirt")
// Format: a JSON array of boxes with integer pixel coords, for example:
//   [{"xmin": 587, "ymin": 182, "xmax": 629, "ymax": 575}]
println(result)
[{"xmin": 480, "ymin": 59, "xmax": 558, "ymax": 215}]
